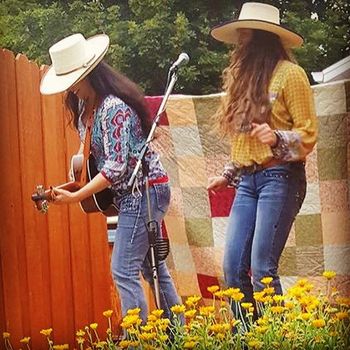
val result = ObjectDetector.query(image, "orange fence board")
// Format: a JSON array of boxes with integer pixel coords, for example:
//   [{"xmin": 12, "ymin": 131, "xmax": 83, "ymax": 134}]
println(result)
[
  {"xmin": 0, "ymin": 49, "xmax": 28, "ymax": 344},
  {"xmin": 40, "ymin": 82, "xmax": 75, "ymax": 344},
  {"xmin": 15, "ymin": 54, "xmax": 52, "ymax": 346}
]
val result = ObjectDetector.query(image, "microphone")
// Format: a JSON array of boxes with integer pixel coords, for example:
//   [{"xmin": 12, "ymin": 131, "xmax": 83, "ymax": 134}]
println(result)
[{"xmin": 170, "ymin": 52, "xmax": 190, "ymax": 71}]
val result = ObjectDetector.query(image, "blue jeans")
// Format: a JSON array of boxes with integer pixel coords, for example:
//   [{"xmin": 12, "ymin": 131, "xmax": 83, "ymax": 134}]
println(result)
[
  {"xmin": 111, "ymin": 183, "xmax": 180, "ymax": 322},
  {"xmin": 223, "ymin": 162, "xmax": 306, "ymax": 307}
]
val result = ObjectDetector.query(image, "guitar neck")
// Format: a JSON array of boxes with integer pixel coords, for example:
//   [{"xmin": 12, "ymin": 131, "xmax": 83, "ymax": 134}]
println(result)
[{"xmin": 32, "ymin": 181, "xmax": 81, "ymax": 202}]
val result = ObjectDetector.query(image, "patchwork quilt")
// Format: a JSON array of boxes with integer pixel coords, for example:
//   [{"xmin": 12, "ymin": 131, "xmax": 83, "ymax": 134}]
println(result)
[{"xmin": 145, "ymin": 80, "xmax": 350, "ymax": 303}]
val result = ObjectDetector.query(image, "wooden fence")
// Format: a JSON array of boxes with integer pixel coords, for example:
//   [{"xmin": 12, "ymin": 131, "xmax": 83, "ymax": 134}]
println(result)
[{"xmin": 0, "ymin": 49, "xmax": 125, "ymax": 349}]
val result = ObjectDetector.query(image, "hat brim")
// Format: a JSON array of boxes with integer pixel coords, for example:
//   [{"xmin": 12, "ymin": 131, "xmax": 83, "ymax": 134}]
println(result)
[
  {"xmin": 40, "ymin": 34, "xmax": 110, "ymax": 95},
  {"xmin": 210, "ymin": 19, "xmax": 303, "ymax": 48}
]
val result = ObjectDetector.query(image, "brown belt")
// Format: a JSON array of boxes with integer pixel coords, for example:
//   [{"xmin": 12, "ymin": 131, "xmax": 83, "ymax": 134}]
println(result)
[{"xmin": 239, "ymin": 158, "xmax": 287, "ymax": 174}]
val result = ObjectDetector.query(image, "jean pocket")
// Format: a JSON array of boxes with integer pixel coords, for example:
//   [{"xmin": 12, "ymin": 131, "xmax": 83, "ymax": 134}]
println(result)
[
  {"xmin": 153, "ymin": 184, "xmax": 170, "ymax": 213},
  {"xmin": 119, "ymin": 193, "xmax": 142, "ymax": 215}
]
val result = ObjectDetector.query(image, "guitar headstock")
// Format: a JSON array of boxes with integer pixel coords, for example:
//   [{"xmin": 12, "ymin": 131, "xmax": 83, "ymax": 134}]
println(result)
[{"xmin": 31, "ymin": 185, "xmax": 52, "ymax": 214}]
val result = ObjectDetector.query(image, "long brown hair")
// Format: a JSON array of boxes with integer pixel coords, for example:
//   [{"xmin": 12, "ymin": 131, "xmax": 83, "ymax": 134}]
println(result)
[
  {"xmin": 216, "ymin": 29, "xmax": 294, "ymax": 136},
  {"xmin": 65, "ymin": 61, "xmax": 151, "ymax": 136}
]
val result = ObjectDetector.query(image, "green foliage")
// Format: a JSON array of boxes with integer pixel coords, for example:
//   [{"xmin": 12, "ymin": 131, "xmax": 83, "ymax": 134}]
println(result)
[{"xmin": 0, "ymin": 0, "xmax": 349, "ymax": 94}]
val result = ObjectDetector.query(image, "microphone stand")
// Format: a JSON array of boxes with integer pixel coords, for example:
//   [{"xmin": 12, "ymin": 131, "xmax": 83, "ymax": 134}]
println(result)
[{"xmin": 127, "ymin": 68, "xmax": 179, "ymax": 309}]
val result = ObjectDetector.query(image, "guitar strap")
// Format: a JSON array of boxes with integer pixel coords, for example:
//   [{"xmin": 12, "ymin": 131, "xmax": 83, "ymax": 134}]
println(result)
[{"xmin": 79, "ymin": 110, "xmax": 94, "ymax": 186}]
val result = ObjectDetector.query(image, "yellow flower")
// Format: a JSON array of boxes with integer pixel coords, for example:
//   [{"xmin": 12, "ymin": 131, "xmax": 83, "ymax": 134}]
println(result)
[
  {"xmin": 300, "ymin": 313, "xmax": 312, "ymax": 321},
  {"xmin": 20, "ymin": 337, "xmax": 31, "ymax": 344},
  {"xmin": 53, "ymin": 345, "xmax": 69, "ymax": 350},
  {"xmin": 285, "ymin": 301, "xmax": 294, "ymax": 310},
  {"xmin": 3, "ymin": 332, "xmax": 10, "ymax": 339},
  {"xmin": 119, "ymin": 340, "xmax": 132, "ymax": 348},
  {"xmin": 257, "ymin": 317, "xmax": 268, "ymax": 326},
  {"xmin": 199, "ymin": 305, "xmax": 215, "ymax": 316},
  {"xmin": 207, "ymin": 285, "xmax": 220, "ymax": 294},
  {"xmin": 273, "ymin": 295, "xmax": 285, "ymax": 303},
  {"xmin": 76, "ymin": 330, "xmax": 85, "ymax": 337},
  {"xmin": 223, "ymin": 287, "xmax": 240, "ymax": 298},
  {"xmin": 76, "ymin": 337, "xmax": 84, "ymax": 345},
  {"xmin": 147, "ymin": 314, "xmax": 158, "ymax": 322},
  {"xmin": 102, "ymin": 310, "xmax": 113, "ymax": 318},
  {"xmin": 214, "ymin": 290, "xmax": 225, "ymax": 298},
  {"xmin": 335, "ymin": 296, "xmax": 350, "ymax": 307},
  {"xmin": 263, "ymin": 287, "xmax": 275, "ymax": 295},
  {"xmin": 248, "ymin": 340, "xmax": 263, "ymax": 349},
  {"xmin": 335, "ymin": 312, "xmax": 349, "ymax": 320},
  {"xmin": 96, "ymin": 341, "xmax": 107, "ymax": 349},
  {"xmin": 40, "ymin": 328, "xmax": 53, "ymax": 337},
  {"xmin": 89, "ymin": 323, "xmax": 98, "ymax": 330},
  {"xmin": 253, "ymin": 291, "xmax": 266, "ymax": 303},
  {"xmin": 184, "ymin": 309, "xmax": 196, "ymax": 318},
  {"xmin": 231, "ymin": 292, "xmax": 244, "ymax": 302},
  {"xmin": 151, "ymin": 309, "xmax": 164, "ymax": 318},
  {"xmin": 139, "ymin": 332, "xmax": 157, "ymax": 341},
  {"xmin": 127, "ymin": 307, "xmax": 141, "ymax": 315},
  {"xmin": 270, "ymin": 306, "xmax": 285, "ymax": 314},
  {"xmin": 171, "ymin": 304, "xmax": 186, "ymax": 314},
  {"xmin": 141, "ymin": 324, "xmax": 154, "ymax": 332},
  {"xmin": 296, "ymin": 278, "xmax": 309, "ymax": 287},
  {"xmin": 185, "ymin": 295, "xmax": 201, "ymax": 308},
  {"xmin": 323, "ymin": 270, "xmax": 336, "ymax": 280},
  {"xmin": 241, "ymin": 302, "xmax": 253, "ymax": 309},
  {"xmin": 184, "ymin": 341, "xmax": 197, "ymax": 349},
  {"xmin": 261, "ymin": 277, "xmax": 273, "ymax": 285},
  {"xmin": 256, "ymin": 326, "xmax": 268, "ymax": 334},
  {"xmin": 159, "ymin": 334, "xmax": 169, "ymax": 342},
  {"xmin": 312, "ymin": 319, "xmax": 326, "ymax": 328}
]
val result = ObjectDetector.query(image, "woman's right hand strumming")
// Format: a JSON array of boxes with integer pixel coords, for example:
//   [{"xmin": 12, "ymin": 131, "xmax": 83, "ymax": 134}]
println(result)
[{"xmin": 207, "ymin": 176, "xmax": 228, "ymax": 193}]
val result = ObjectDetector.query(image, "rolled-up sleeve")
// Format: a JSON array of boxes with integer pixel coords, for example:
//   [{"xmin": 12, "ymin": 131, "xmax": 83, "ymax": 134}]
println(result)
[
  {"xmin": 100, "ymin": 99, "xmax": 132, "ymax": 185},
  {"xmin": 272, "ymin": 65, "xmax": 318, "ymax": 161}
]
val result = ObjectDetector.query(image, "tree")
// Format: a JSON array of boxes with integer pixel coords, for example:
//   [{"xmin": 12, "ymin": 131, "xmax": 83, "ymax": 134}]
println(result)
[{"xmin": 1, "ymin": 0, "xmax": 348, "ymax": 94}]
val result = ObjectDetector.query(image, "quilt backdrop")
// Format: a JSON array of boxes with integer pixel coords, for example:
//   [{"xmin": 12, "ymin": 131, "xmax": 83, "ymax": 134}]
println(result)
[{"xmin": 144, "ymin": 80, "xmax": 350, "ymax": 304}]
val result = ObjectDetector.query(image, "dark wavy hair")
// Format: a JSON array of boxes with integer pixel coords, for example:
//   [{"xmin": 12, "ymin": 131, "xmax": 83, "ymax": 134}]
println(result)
[
  {"xmin": 216, "ymin": 29, "xmax": 295, "ymax": 136},
  {"xmin": 65, "ymin": 60, "xmax": 151, "ymax": 136}
]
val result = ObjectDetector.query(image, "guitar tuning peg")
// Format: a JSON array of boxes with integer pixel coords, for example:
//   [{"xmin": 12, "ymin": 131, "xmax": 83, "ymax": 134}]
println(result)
[{"xmin": 41, "ymin": 200, "xmax": 49, "ymax": 214}]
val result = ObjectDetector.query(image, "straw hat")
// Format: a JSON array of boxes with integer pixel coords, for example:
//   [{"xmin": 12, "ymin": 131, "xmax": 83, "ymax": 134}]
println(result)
[
  {"xmin": 210, "ymin": 2, "xmax": 303, "ymax": 48},
  {"xmin": 40, "ymin": 33, "xmax": 109, "ymax": 95}
]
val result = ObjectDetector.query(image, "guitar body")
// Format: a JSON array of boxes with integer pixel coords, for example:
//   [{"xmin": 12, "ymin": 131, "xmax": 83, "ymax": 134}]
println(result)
[
  {"xmin": 32, "ymin": 154, "xmax": 118, "ymax": 217},
  {"xmin": 78, "ymin": 154, "xmax": 118, "ymax": 216}
]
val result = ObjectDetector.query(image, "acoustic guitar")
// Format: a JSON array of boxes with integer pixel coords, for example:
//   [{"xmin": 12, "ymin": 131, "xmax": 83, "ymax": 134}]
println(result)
[{"xmin": 31, "ymin": 153, "xmax": 118, "ymax": 217}]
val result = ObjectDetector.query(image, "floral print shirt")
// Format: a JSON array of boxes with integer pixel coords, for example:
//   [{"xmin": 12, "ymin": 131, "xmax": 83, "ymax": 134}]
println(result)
[{"xmin": 78, "ymin": 94, "xmax": 167, "ymax": 199}]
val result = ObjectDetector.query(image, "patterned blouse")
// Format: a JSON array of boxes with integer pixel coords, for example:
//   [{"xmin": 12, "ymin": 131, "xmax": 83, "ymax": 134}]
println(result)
[
  {"xmin": 78, "ymin": 94, "xmax": 167, "ymax": 198},
  {"xmin": 223, "ymin": 60, "xmax": 318, "ymax": 182}
]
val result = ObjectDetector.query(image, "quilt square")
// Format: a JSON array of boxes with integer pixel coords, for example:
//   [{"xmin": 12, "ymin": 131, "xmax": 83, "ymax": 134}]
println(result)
[
  {"xmin": 296, "ymin": 246, "xmax": 325, "ymax": 276},
  {"xmin": 197, "ymin": 273, "xmax": 221, "ymax": 299},
  {"xmin": 185, "ymin": 218, "xmax": 213, "ymax": 247},
  {"xmin": 167, "ymin": 97, "xmax": 197, "ymax": 126},
  {"xmin": 145, "ymin": 95, "xmax": 169, "ymax": 125},
  {"xmin": 177, "ymin": 155, "xmax": 208, "ymax": 187},
  {"xmin": 321, "ymin": 211, "xmax": 350, "ymax": 245},
  {"xmin": 170, "ymin": 125, "xmax": 204, "ymax": 157},
  {"xmin": 182, "ymin": 187, "xmax": 210, "ymax": 218},
  {"xmin": 295, "ymin": 214, "xmax": 323, "ymax": 246},
  {"xmin": 208, "ymin": 187, "xmax": 235, "ymax": 217}
]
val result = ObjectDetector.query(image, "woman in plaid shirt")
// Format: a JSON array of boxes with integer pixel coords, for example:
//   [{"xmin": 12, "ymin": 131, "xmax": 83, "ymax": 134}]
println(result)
[{"xmin": 208, "ymin": 2, "xmax": 318, "ymax": 321}]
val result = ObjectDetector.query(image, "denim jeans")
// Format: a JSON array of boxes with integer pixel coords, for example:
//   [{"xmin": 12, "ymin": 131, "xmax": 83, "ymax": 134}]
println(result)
[
  {"xmin": 223, "ymin": 162, "xmax": 306, "ymax": 308},
  {"xmin": 111, "ymin": 183, "xmax": 181, "ymax": 322}
]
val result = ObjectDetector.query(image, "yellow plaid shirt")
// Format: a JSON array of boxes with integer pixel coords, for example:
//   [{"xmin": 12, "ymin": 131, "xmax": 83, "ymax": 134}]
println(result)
[{"xmin": 230, "ymin": 60, "xmax": 318, "ymax": 166}]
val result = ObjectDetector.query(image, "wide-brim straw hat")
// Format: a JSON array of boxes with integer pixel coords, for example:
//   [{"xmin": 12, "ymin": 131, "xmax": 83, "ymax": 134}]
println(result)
[
  {"xmin": 210, "ymin": 2, "xmax": 303, "ymax": 48},
  {"xmin": 40, "ymin": 33, "xmax": 109, "ymax": 95}
]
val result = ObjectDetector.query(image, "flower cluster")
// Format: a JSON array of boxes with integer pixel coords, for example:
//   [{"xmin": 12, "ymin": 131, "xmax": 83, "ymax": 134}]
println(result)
[{"xmin": 2, "ymin": 271, "xmax": 349, "ymax": 349}]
